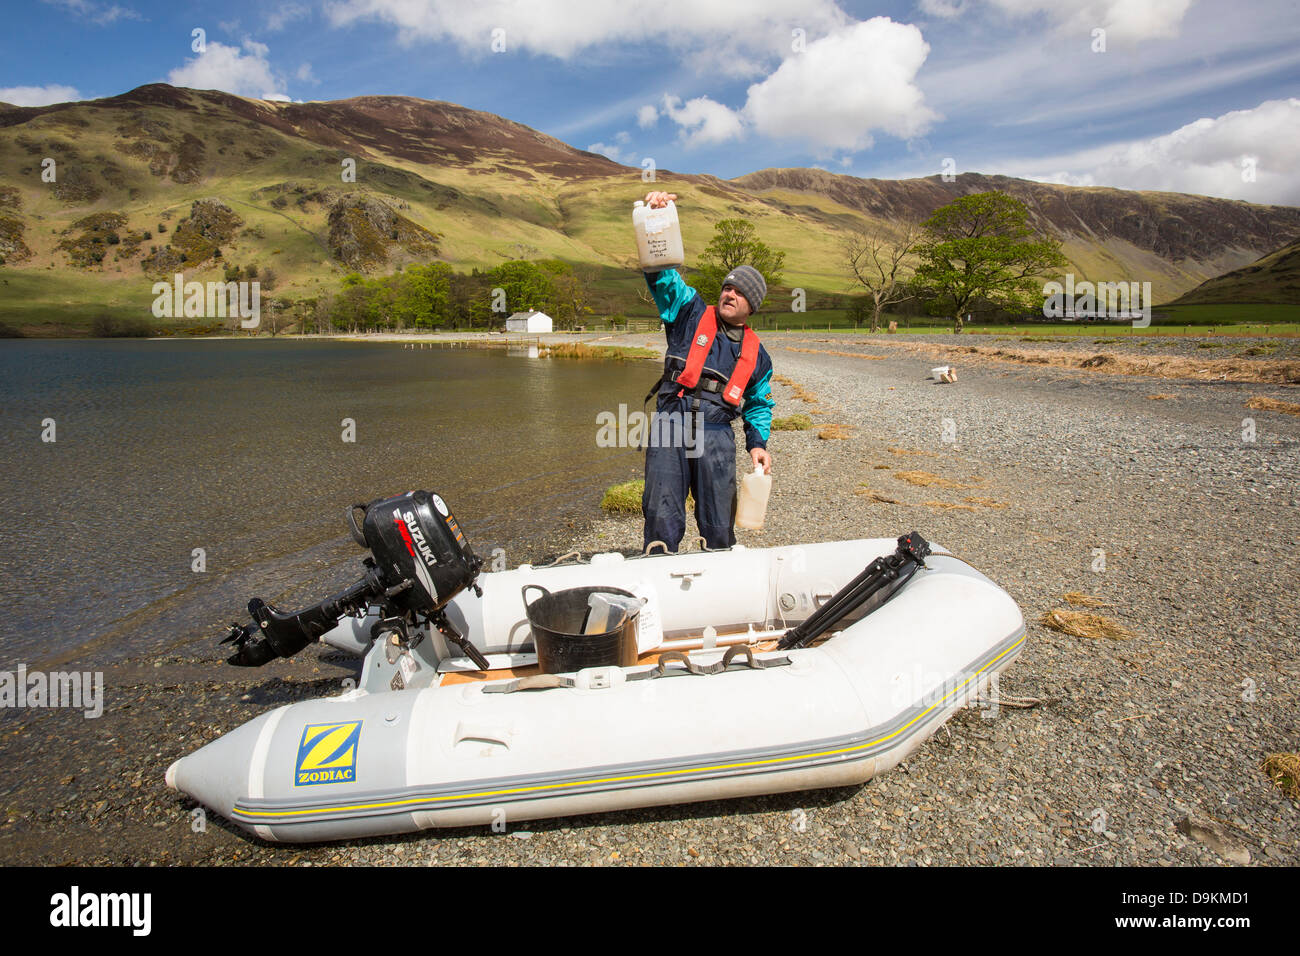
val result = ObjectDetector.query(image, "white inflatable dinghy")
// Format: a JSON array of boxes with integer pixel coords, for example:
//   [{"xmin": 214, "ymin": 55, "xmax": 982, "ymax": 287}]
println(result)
[{"xmin": 168, "ymin": 534, "xmax": 1025, "ymax": 843}]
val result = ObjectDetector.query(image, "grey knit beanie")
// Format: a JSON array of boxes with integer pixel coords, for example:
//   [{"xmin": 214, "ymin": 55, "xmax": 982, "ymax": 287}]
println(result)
[{"xmin": 722, "ymin": 265, "xmax": 766, "ymax": 314}]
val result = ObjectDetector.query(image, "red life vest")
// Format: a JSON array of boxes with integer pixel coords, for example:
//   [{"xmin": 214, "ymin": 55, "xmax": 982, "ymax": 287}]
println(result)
[{"xmin": 673, "ymin": 306, "xmax": 760, "ymax": 407}]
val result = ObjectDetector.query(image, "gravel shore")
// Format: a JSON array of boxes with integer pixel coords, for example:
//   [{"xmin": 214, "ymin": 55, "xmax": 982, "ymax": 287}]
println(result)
[{"xmin": 1, "ymin": 330, "xmax": 1297, "ymax": 866}]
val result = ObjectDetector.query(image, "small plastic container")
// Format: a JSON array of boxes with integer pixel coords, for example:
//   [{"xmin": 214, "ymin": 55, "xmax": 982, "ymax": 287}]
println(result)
[
  {"xmin": 633, "ymin": 199, "xmax": 684, "ymax": 271},
  {"xmin": 735, "ymin": 464, "xmax": 772, "ymax": 530}
]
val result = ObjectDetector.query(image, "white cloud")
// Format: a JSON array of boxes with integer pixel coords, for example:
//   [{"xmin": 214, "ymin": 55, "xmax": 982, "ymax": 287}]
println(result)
[
  {"xmin": 0, "ymin": 84, "xmax": 81, "ymax": 107},
  {"xmin": 296, "ymin": 62, "xmax": 318, "ymax": 83},
  {"xmin": 661, "ymin": 94, "xmax": 745, "ymax": 147},
  {"xmin": 325, "ymin": 0, "xmax": 847, "ymax": 71},
  {"xmin": 587, "ymin": 141, "xmax": 632, "ymax": 165},
  {"xmin": 743, "ymin": 17, "xmax": 937, "ymax": 151},
  {"xmin": 167, "ymin": 39, "xmax": 288, "ymax": 100},
  {"xmin": 917, "ymin": 0, "xmax": 968, "ymax": 17},
  {"xmin": 999, "ymin": 98, "xmax": 1300, "ymax": 205},
  {"xmin": 42, "ymin": 0, "xmax": 142, "ymax": 26},
  {"xmin": 620, "ymin": 17, "xmax": 939, "ymax": 153},
  {"xmin": 266, "ymin": 2, "xmax": 310, "ymax": 32},
  {"xmin": 263, "ymin": 93, "xmax": 292, "ymax": 102},
  {"xmin": 985, "ymin": 0, "xmax": 1191, "ymax": 43}
]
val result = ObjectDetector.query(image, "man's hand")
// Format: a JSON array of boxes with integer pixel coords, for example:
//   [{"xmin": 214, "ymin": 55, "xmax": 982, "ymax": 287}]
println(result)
[
  {"xmin": 644, "ymin": 191, "xmax": 677, "ymax": 208},
  {"xmin": 750, "ymin": 447, "xmax": 772, "ymax": 475}
]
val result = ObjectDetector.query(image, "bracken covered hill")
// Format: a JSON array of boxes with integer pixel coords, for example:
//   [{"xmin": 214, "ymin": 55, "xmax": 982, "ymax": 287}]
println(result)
[
  {"xmin": 0, "ymin": 83, "xmax": 1297, "ymax": 329},
  {"xmin": 1171, "ymin": 237, "xmax": 1300, "ymax": 305}
]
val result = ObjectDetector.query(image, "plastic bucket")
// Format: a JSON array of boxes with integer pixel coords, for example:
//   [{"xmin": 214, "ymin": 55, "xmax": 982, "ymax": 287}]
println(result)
[{"xmin": 522, "ymin": 584, "xmax": 641, "ymax": 674}]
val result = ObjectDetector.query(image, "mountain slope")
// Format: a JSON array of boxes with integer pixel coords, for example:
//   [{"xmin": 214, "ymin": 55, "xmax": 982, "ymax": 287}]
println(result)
[
  {"xmin": 1169, "ymin": 237, "xmax": 1300, "ymax": 305},
  {"xmin": 1, "ymin": 84, "xmax": 1298, "ymax": 329}
]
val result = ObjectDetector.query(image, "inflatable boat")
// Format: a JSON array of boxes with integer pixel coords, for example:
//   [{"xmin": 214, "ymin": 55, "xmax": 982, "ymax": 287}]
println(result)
[{"xmin": 166, "ymin": 491, "xmax": 1025, "ymax": 843}]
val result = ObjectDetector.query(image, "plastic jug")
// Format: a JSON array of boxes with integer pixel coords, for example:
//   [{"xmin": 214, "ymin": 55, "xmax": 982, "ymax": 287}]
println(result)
[
  {"xmin": 735, "ymin": 464, "xmax": 771, "ymax": 530},
  {"xmin": 633, "ymin": 199, "xmax": 684, "ymax": 271}
]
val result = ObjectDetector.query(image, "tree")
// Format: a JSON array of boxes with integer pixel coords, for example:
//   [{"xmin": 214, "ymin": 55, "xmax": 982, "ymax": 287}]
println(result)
[
  {"xmin": 695, "ymin": 219, "xmax": 785, "ymax": 305},
  {"xmin": 842, "ymin": 221, "xmax": 922, "ymax": 331},
  {"xmin": 490, "ymin": 260, "xmax": 556, "ymax": 322},
  {"xmin": 913, "ymin": 192, "xmax": 1067, "ymax": 332}
]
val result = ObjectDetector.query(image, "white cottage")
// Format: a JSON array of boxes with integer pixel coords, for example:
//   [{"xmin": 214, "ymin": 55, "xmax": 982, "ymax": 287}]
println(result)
[{"xmin": 505, "ymin": 310, "xmax": 553, "ymax": 333}]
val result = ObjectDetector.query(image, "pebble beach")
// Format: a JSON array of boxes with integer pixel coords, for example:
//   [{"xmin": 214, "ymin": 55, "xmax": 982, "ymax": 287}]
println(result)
[{"xmin": 1, "ymin": 329, "xmax": 1297, "ymax": 866}]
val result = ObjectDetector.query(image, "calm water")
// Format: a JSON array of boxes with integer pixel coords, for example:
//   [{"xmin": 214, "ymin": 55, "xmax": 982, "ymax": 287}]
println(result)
[{"xmin": 0, "ymin": 339, "xmax": 648, "ymax": 666}]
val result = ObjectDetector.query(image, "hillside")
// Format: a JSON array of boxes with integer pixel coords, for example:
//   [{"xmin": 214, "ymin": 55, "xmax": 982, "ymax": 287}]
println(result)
[
  {"xmin": 1, "ymin": 84, "xmax": 1298, "ymax": 333},
  {"xmin": 1169, "ymin": 237, "xmax": 1300, "ymax": 305}
]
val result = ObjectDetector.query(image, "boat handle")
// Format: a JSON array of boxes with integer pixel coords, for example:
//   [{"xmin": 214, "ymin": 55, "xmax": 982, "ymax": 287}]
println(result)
[
  {"xmin": 670, "ymin": 570, "xmax": 704, "ymax": 580},
  {"xmin": 453, "ymin": 720, "xmax": 513, "ymax": 750},
  {"xmin": 521, "ymin": 584, "xmax": 550, "ymax": 607}
]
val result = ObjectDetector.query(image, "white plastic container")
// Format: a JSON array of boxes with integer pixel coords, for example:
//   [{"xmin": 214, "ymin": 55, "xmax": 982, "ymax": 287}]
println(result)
[
  {"xmin": 633, "ymin": 199, "xmax": 684, "ymax": 271},
  {"xmin": 735, "ymin": 464, "xmax": 772, "ymax": 530}
]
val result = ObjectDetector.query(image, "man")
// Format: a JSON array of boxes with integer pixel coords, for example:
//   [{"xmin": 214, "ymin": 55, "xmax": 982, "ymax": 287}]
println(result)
[{"xmin": 640, "ymin": 190, "xmax": 774, "ymax": 553}]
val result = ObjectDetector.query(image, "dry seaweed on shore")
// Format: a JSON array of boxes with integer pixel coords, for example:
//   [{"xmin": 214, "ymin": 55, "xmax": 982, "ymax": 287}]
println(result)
[
  {"xmin": 894, "ymin": 469, "xmax": 976, "ymax": 489},
  {"xmin": 854, "ymin": 485, "xmax": 901, "ymax": 504},
  {"xmin": 772, "ymin": 374, "xmax": 824, "ymax": 409},
  {"xmin": 785, "ymin": 347, "xmax": 885, "ymax": 360},
  {"xmin": 1063, "ymin": 591, "xmax": 1109, "ymax": 608},
  {"xmin": 921, "ymin": 500, "xmax": 977, "ymax": 511},
  {"xmin": 810, "ymin": 340, "xmax": 1300, "ymax": 385},
  {"xmin": 817, "ymin": 424, "xmax": 853, "ymax": 440},
  {"xmin": 1246, "ymin": 395, "xmax": 1300, "ymax": 416},
  {"xmin": 1262, "ymin": 753, "xmax": 1300, "ymax": 800},
  {"xmin": 964, "ymin": 496, "xmax": 1007, "ymax": 509},
  {"xmin": 1040, "ymin": 608, "xmax": 1134, "ymax": 641}
]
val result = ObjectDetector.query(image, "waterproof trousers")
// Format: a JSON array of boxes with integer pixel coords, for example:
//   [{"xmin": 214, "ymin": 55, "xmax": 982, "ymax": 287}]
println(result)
[{"xmin": 641, "ymin": 397, "xmax": 737, "ymax": 553}]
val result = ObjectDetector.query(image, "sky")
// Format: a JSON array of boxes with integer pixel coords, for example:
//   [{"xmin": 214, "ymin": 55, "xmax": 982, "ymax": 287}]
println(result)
[{"xmin": 3, "ymin": 0, "xmax": 1299, "ymax": 204}]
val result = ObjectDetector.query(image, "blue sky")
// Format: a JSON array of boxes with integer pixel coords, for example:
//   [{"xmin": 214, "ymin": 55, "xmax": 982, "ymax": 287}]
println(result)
[{"xmin": 4, "ymin": 0, "xmax": 1299, "ymax": 203}]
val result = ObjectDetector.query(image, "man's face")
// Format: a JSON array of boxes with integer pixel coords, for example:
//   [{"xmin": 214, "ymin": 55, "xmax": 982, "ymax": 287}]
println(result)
[{"xmin": 717, "ymin": 283, "xmax": 752, "ymax": 325}]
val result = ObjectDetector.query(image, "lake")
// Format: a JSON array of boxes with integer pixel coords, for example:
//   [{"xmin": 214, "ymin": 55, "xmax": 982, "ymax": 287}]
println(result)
[{"xmin": 0, "ymin": 339, "xmax": 648, "ymax": 667}]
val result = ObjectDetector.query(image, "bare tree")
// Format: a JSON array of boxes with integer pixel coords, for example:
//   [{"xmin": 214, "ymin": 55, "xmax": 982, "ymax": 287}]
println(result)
[{"xmin": 842, "ymin": 221, "xmax": 922, "ymax": 332}]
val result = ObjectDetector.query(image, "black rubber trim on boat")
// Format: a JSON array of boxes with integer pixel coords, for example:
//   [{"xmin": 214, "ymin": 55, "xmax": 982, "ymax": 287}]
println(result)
[{"xmin": 625, "ymin": 645, "xmax": 792, "ymax": 680}]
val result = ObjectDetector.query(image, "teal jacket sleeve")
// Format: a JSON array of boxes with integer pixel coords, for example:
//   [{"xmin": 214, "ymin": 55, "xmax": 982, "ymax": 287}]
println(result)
[
  {"xmin": 644, "ymin": 269, "xmax": 696, "ymax": 324},
  {"xmin": 741, "ymin": 366, "xmax": 774, "ymax": 451}
]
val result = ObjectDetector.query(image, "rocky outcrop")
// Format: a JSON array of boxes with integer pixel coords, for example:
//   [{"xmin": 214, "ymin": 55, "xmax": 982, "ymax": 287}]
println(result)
[
  {"xmin": 327, "ymin": 194, "xmax": 440, "ymax": 271},
  {"xmin": 140, "ymin": 199, "xmax": 242, "ymax": 274}
]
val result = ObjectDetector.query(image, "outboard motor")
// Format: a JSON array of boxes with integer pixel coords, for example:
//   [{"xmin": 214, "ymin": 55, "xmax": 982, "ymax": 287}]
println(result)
[{"xmin": 222, "ymin": 490, "xmax": 488, "ymax": 669}]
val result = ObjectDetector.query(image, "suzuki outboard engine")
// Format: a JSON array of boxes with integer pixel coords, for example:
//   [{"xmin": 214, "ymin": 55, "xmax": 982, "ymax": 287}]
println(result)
[{"xmin": 222, "ymin": 490, "xmax": 488, "ymax": 669}]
